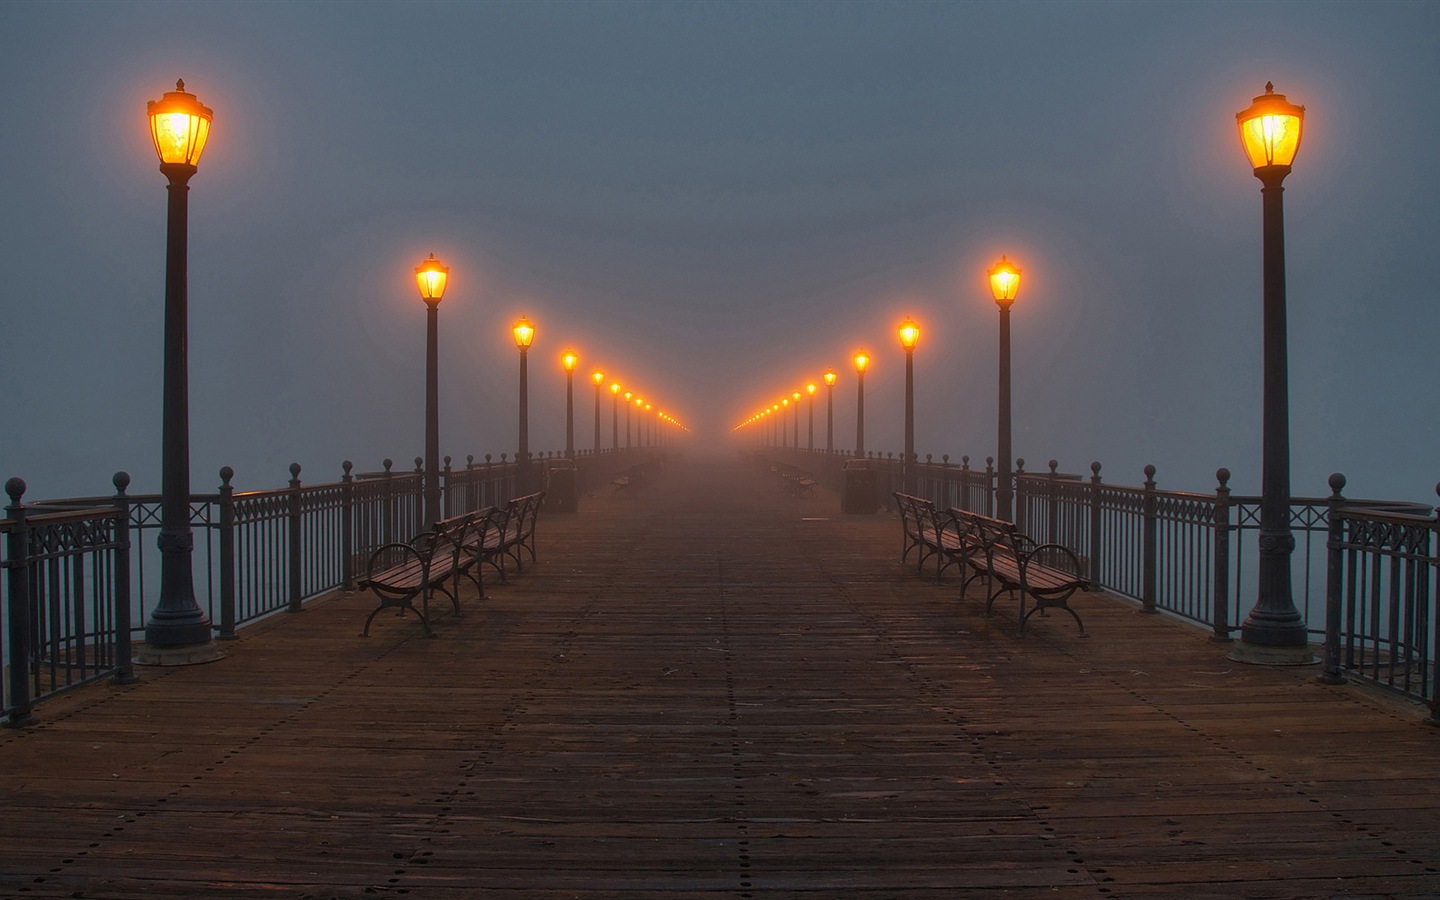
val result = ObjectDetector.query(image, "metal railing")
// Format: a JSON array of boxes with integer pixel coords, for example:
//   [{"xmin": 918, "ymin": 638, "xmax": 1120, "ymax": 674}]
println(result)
[
  {"xmin": 3, "ymin": 448, "xmax": 652, "ymax": 721},
  {"xmin": 766, "ymin": 447, "xmax": 1440, "ymax": 709}
]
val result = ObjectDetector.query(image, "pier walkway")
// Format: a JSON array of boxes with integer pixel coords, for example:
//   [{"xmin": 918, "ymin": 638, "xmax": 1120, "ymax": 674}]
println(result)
[{"xmin": 3, "ymin": 455, "xmax": 1440, "ymax": 898}]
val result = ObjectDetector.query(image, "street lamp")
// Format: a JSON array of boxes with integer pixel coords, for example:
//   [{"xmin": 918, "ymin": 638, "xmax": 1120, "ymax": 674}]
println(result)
[
  {"xmin": 824, "ymin": 370, "xmax": 837, "ymax": 453},
  {"xmin": 513, "ymin": 317, "xmax": 535, "ymax": 490},
  {"xmin": 417, "ymin": 253, "xmax": 449, "ymax": 528},
  {"xmin": 988, "ymin": 255, "xmax": 1020, "ymax": 520},
  {"xmin": 781, "ymin": 397, "xmax": 791, "ymax": 449},
  {"xmin": 635, "ymin": 396, "xmax": 645, "ymax": 447},
  {"xmin": 854, "ymin": 352, "xmax": 869, "ymax": 457},
  {"xmin": 1232, "ymin": 82, "xmax": 1310, "ymax": 663},
  {"xmin": 610, "ymin": 383, "xmax": 621, "ymax": 451},
  {"xmin": 561, "ymin": 351, "xmax": 578, "ymax": 459},
  {"xmin": 592, "ymin": 371, "xmax": 604, "ymax": 454},
  {"xmin": 624, "ymin": 391, "xmax": 633, "ymax": 449},
  {"xmin": 645, "ymin": 403, "xmax": 653, "ymax": 447},
  {"xmin": 141, "ymin": 78, "xmax": 218, "ymax": 662},
  {"xmin": 806, "ymin": 383, "xmax": 817, "ymax": 451},
  {"xmin": 791, "ymin": 391, "xmax": 801, "ymax": 449},
  {"xmin": 899, "ymin": 317, "xmax": 919, "ymax": 493}
]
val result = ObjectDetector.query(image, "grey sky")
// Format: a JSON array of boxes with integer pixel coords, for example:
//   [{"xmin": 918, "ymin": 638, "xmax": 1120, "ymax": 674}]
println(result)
[{"xmin": 2, "ymin": 0, "xmax": 1438, "ymax": 502}]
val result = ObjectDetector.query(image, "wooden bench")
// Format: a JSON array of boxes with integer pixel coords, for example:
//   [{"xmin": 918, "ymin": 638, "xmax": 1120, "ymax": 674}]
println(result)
[
  {"xmin": 957, "ymin": 509, "xmax": 1090, "ymax": 636},
  {"xmin": 894, "ymin": 492, "xmax": 939, "ymax": 570},
  {"xmin": 612, "ymin": 464, "xmax": 649, "ymax": 496},
  {"xmin": 505, "ymin": 491, "xmax": 544, "ymax": 571},
  {"xmin": 357, "ymin": 513, "xmax": 472, "ymax": 636}
]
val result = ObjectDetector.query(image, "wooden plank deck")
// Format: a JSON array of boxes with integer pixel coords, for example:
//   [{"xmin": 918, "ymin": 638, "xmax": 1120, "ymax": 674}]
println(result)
[{"xmin": 3, "ymin": 453, "xmax": 1440, "ymax": 898}]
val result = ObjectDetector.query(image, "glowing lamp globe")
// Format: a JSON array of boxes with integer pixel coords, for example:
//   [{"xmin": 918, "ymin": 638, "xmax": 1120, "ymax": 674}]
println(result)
[
  {"xmin": 854, "ymin": 352, "xmax": 869, "ymax": 374},
  {"xmin": 513, "ymin": 317, "xmax": 535, "ymax": 350},
  {"xmin": 415, "ymin": 253, "xmax": 448, "ymax": 302},
  {"xmin": 561, "ymin": 351, "xmax": 578, "ymax": 373},
  {"xmin": 1237, "ymin": 82, "xmax": 1305, "ymax": 175},
  {"xmin": 898, "ymin": 317, "xmax": 920, "ymax": 351},
  {"xmin": 147, "ymin": 79, "xmax": 212, "ymax": 169},
  {"xmin": 823, "ymin": 370, "xmax": 837, "ymax": 387},
  {"xmin": 988, "ymin": 256, "xmax": 1021, "ymax": 307}
]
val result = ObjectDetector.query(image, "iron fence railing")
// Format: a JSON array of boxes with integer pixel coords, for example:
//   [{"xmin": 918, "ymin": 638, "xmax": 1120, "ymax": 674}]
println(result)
[
  {"xmin": 3, "ymin": 448, "xmax": 651, "ymax": 721},
  {"xmin": 766, "ymin": 447, "xmax": 1439, "ymax": 709}
]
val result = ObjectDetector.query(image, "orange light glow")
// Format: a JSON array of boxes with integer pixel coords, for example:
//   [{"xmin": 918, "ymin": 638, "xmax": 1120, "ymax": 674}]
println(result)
[
  {"xmin": 807, "ymin": 383, "xmax": 817, "ymax": 395},
  {"xmin": 593, "ymin": 371, "xmax": 605, "ymax": 386},
  {"xmin": 147, "ymin": 79, "xmax": 212, "ymax": 168},
  {"xmin": 824, "ymin": 370, "xmax": 837, "ymax": 387},
  {"xmin": 988, "ymin": 256, "xmax": 1021, "ymax": 306},
  {"xmin": 854, "ymin": 352, "xmax": 869, "ymax": 374},
  {"xmin": 561, "ymin": 351, "xmax": 578, "ymax": 372},
  {"xmin": 610, "ymin": 383, "xmax": 621, "ymax": 395},
  {"xmin": 1236, "ymin": 82, "xmax": 1304, "ymax": 173},
  {"xmin": 414, "ymin": 253, "xmax": 448, "ymax": 302},
  {"xmin": 898, "ymin": 317, "xmax": 920, "ymax": 351},
  {"xmin": 791, "ymin": 391, "xmax": 801, "ymax": 402},
  {"xmin": 624, "ymin": 391, "xmax": 633, "ymax": 402},
  {"xmin": 512, "ymin": 317, "xmax": 535, "ymax": 349}
]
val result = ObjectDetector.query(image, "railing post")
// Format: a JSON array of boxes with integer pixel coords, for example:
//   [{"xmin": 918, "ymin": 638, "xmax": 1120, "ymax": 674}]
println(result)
[
  {"xmin": 1142, "ymin": 464, "xmax": 1158, "ymax": 614},
  {"xmin": 1089, "ymin": 462, "xmax": 1103, "ymax": 591},
  {"xmin": 4, "ymin": 478, "xmax": 36, "ymax": 727},
  {"xmin": 984, "ymin": 457, "xmax": 995, "ymax": 517},
  {"xmin": 413, "ymin": 457, "xmax": 425, "ymax": 528},
  {"xmin": 381, "ymin": 458, "xmax": 395, "ymax": 548},
  {"xmin": 1320, "ymin": 472, "xmax": 1347, "ymax": 685},
  {"xmin": 1212, "ymin": 468, "xmax": 1233, "ymax": 642},
  {"xmin": 217, "ymin": 466, "xmax": 237, "ymax": 639},
  {"xmin": 1046, "ymin": 459, "xmax": 1060, "ymax": 546},
  {"xmin": 466, "ymin": 454, "xmax": 477, "ymax": 514},
  {"xmin": 288, "ymin": 463, "xmax": 303, "ymax": 614},
  {"xmin": 1013, "ymin": 458, "xmax": 1027, "ymax": 530},
  {"xmin": 341, "ymin": 461, "xmax": 355, "ymax": 591},
  {"xmin": 442, "ymin": 455, "xmax": 453, "ymax": 519},
  {"xmin": 110, "ymin": 473, "xmax": 137, "ymax": 684}
]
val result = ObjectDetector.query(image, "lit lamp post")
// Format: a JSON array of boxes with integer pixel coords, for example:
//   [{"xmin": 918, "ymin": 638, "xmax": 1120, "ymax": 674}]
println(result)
[
  {"xmin": 610, "ymin": 383, "xmax": 621, "ymax": 451},
  {"xmin": 824, "ymin": 370, "xmax": 837, "ymax": 453},
  {"xmin": 561, "ymin": 351, "xmax": 578, "ymax": 459},
  {"xmin": 899, "ymin": 317, "xmax": 920, "ymax": 493},
  {"xmin": 592, "ymin": 371, "xmax": 604, "ymax": 454},
  {"xmin": 513, "ymin": 317, "xmax": 535, "ymax": 490},
  {"xmin": 645, "ymin": 403, "xmax": 653, "ymax": 447},
  {"xmin": 988, "ymin": 256, "xmax": 1020, "ymax": 521},
  {"xmin": 417, "ymin": 254, "xmax": 449, "ymax": 526},
  {"xmin": 854, "ymin": 352, "xmax": 869, "ymax": 457},
  {"xmin": 1232, "ymin": 82, "xmax": 1310, "ymax": 663},
  {"xmin": 791, "ymin": 391, "xmax": 801, "ymax": 449},
  {"xmin": 624, "ymin": 391, "xmax": 633, "ymax": 449},
  {"xmin": 781, "ymin": 398, "xmax": 790, "ymax": 449},
  {"xmin": 806, "ymin": 383, "xmax": 817, "ymax": 451},
  {"xmin": 141, "ymin": 79, "xmax": 219, "ymax": 662},
  {"xmin": 635, "ymin": 396, "xmax": 645, "ymax": 447}
]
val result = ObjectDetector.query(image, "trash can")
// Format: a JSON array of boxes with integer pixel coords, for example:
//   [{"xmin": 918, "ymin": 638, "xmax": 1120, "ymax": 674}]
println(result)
[
  {"xmin": 544, "ymin": 459, "xmax": 578, "ymax": 513},
  {"xmin": 841, "ymin": 458, "xmax": 876, "ymax": 514}
]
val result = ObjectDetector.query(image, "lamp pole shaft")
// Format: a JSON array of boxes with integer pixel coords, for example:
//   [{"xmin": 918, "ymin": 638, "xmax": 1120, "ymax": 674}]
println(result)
[
  {"xmin": 793, "ymin": 404, "xmax": 799, "ymax": 449},
  {"xmin": 626, "ymin": 405, "xmax": 631, "ymax": 450},
  {"xmin": 904, "ymin": 349, "xmax": 915, "ymax": 494},
  {"xmin": 826, "ymin": 385, "xmax": 834, "ymax": 454},
  {"xmin": 611, "ymin": 395, "xmax": 618, "ymax": 452},
  {"xmin": 808, "ymin": 394, "xmax": 814, "ymax": 451},
  {"xmin": 148, "ymin": 165, "xmax": 213, "ymax": 648},
  {"xmin": 593, "ymin": 383, "xmax": 601, "ymax": 455},
  {"xmin": 518, "ymin": 348, "xmax": 529, "ymax": 491},
  {"xmin": 1241, "ymin": 174, "xmax": 1308, "ymax": 649},
  {"xmin": 997, "ymin": 304, "xmax": 1013, "ymax": 522},
  {"xmin": 855, "ymin": 372, "xmax": 865, "ymax": 457},
  {"xmin": 424, "ymin": 299, "xmax": 440, "ymax": 524},
  {"xmin": 565, "ymin": 370, "xmax": 574, "ymax": 459}
]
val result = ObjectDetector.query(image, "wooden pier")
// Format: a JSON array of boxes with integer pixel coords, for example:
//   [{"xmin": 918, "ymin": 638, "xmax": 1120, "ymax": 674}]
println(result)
[{"xmin": 3, "ymin": 454, "xmax": 1439, "ymax": 898}]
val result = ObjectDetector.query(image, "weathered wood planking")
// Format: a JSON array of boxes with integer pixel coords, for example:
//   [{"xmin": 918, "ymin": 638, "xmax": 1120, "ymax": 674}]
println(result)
[{"xmin": 1, "ymin": 454, "xmax": 1438, "ymax": 898}]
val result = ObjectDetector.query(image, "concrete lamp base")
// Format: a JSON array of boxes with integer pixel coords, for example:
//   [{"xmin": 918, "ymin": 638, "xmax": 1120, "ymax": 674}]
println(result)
[
  {"xmin": 1228, "ymin": 640, "xmax": 1318, "ymax": 666},
  {"xmin": 134, "ymin": 641, "xmax": 224, "ymax": 667}
]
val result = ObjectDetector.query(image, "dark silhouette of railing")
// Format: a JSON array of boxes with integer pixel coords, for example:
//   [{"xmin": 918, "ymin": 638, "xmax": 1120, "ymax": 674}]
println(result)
[
  {"xmin": 764, "ymin": 447, "xmax": 1440, "ymax": 718},
  {"xmin": 1, "ymin": 449, "xmax": 647, "ymax": 722}
]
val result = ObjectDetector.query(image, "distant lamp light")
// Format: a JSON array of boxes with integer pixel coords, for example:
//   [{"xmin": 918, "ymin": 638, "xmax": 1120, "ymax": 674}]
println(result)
[
  {"xmin": 807, "ymin": 383, "xmax": 817, "ymax": 395},
  {"xmin": 147, "ymin": 79, "xmax": 212, "ymax": 169},
  {"xmin": 611, "ymin": 382, "xmax": 620, "ymax": 395},
  {"xmin": 512, "ymin": 317, "xmax": 535, "ymax": 350},
  {"xmin": 593, "ymin": 371, "xmax": 605, "ymax": 386},
  {"xmin": 1237, "ymin": 82, "xmax": 1305, "ymax": 175},
  {"xmin": 854, "ymin": 352, "xmax": 869, "ymax": 374},
  {"xmin": 415, "ymin": 253, "xmax": 448, "ymax": 303},
  {"xmin": 989, "ymin": 256, "xmax": 1021, "ymax": 307},
  {"xmin": 898, "ymin": 317, "xmax": 920, "ymax": 351},
  {"xmin": 823, "ymin": 370, "xmax": 837, "ymax": 387},
  {"xmin": 561, "ymin": 350, "xmax": 578, "ymax": 372}
]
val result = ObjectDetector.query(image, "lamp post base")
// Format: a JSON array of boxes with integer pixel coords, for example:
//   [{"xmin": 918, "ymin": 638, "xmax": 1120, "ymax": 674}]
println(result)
[
  {"xmin": 134, "ymin": 640, "xmax": 223, "ymax": 667},
  {"xmin": 1228, "ymin": 640, "xmax": 1317, "ymax": 666}
]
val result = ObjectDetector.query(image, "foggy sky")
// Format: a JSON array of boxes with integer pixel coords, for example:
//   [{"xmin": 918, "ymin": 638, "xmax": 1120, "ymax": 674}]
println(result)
[{"xmin": 2, "ymin": 0, "xmax": 1438, "ymax": 503}]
